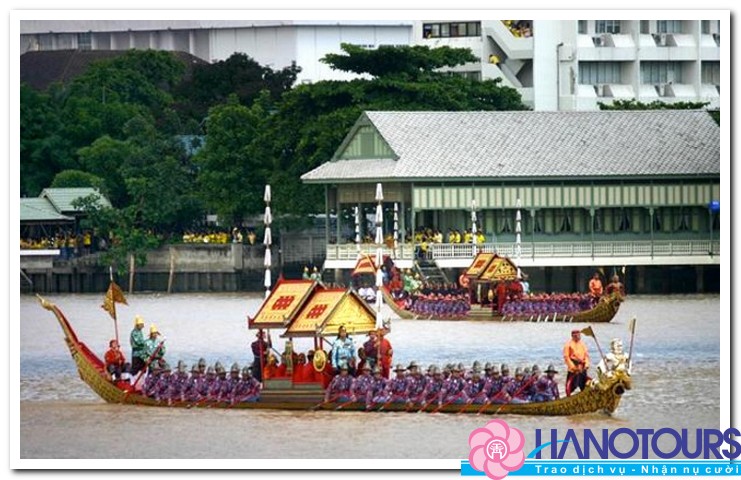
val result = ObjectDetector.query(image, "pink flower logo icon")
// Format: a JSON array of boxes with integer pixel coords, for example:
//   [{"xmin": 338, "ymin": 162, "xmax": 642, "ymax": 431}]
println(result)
[{"xmin": 468, "ymin": 419, "xmax": 525, "ymax": 480}]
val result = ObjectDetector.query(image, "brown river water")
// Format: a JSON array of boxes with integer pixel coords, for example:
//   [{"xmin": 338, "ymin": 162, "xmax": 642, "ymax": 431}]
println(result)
[{"xmin": 18, "ymin": 293, "xmax": 720, "ymax": 462}]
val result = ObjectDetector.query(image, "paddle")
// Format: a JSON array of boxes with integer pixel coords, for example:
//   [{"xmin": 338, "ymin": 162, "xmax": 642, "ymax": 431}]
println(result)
[
  {"xmin": 335, "ymin": 397, "xmax": 357, "ymax": 410},
  {"xmin": 311, "ymin": 394, "xmax": 341, "ymax": 411},
  {"xmin": 131, "ymin": 339, "xmax": 166, "ymax": 389},
  {"xmin": 493, "ymin": 376, "xmax": 537, "ymax": 415},
  {"xmin": 432, "ymin": 391, "xmax": 464, "ymax": 414},
  {"xmin": 627, "ymin": 316, "xmax": 637, "ymax": 374}
]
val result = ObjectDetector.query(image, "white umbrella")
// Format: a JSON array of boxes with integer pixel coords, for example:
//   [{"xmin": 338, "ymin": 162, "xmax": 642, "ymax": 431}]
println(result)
[
  {"xmin": 374, "ymin": 183, "xmax": 384, "ymax": 329},
  {"xmin": 471, "ymin": 199, "xmax": 478, "ymax": 255},
  {"xmin": 263, "ymin": 185, "xmax": 272, "ymax": 299},
  {"xmin": 515, "ymin": 198, "xmax": 522, "ymax": 277},
  {"xmin": 354, "ymin": 206, "xmax": 361, "ymax": 257},
  {"xmin": 393, "ymin": 203, "xmax": 399, "ymax": 259}
]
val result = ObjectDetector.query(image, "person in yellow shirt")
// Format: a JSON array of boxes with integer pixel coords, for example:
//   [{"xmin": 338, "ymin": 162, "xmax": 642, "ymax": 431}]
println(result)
[{"xmin": 563, "ymin": 329, "xmax": 590, "ymax": 396}]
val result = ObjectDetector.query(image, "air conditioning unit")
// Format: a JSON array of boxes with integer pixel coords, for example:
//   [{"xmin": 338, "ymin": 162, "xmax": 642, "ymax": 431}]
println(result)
[
  {"xmin": 655, "ymin": 84, "xmax": 666, "ymax": 96},
  {"xmin": 658, "ymin": 33, "xmax": 668, "ymax": 46},
  {"xmin": 595, "ymin": 84, "xmax": 606, "ymax": 97},
  {"xmin": 593, "ymin": 35, "xmax": 604, "ymax": 47},
  {"xmin": 712, "ymin": 33, "xmax": 720, "ymax": 45}
]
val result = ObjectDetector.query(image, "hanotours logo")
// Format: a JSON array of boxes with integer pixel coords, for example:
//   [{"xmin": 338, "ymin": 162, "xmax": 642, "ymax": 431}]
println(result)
[
  {"xmin": 468, "ymin": 419, "xmax": 525, "ymax": 480},
  {"xmin": 467, "ymin": 420, "xmax": 741, "ymax": 480}
]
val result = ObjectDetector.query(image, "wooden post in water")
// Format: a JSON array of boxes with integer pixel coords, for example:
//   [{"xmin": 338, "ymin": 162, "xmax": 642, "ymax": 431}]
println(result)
[
  {"xmin": 128, "ymin": 253, "xmax": 135, "ymax": 294},
  {"xmin": 167, "ymin": 248, "xmax": 176, "ymax": 294}
]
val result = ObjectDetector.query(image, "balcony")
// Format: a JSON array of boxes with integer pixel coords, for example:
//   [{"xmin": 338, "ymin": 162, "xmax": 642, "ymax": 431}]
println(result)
[{"xmin": 322, "ymin": 240, "xmax": 720, "ymax": 269}]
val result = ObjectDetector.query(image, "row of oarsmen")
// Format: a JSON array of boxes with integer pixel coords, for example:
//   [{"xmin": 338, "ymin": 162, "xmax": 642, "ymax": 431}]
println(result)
[
  {"xmin": 142, "ymin": 359, "xmax": 261, "ymax": 405},
  {"xmin": 325, "ymin": 361, "xmax": 560, "ymax": 408}
]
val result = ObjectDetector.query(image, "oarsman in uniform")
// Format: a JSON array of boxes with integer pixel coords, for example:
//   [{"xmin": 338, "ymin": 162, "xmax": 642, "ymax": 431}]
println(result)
[
  {"xmin": 350, "ymin": 365, "xmax": 374, "ymax": 403},
  {"xmin": 441, "ymin": 365, "xmax": 468, "ymax": 405},
  {"xmin": 367, "ymin": 366, "xmax": 388, "ymax": 409},
  {"xmin": 405, "ymin": 361, "xmax": 427, "ymax": 406},
  {"xmin": 197, "ymin": 357, "xmax": 207, "ymax": 375},
  {"xmin": 143, "ymin": 361, "xmax": 162, "ymax": 398},
  {"xmin": 170, "ymin": 360, "xmax": 190, "ymax": 402},
  {"xmin": 154, "ymin": 362, "xmax": 173, "ymax": 404},
  {"xmin": 464, "ymin": 367, "xmax": 488, "ymax": 404},
  {"xmin": 184, "ymin": 364, "xmax": 202, "ymax": 402},
  {"xmin": 526, "ymin": 365, "xmax": 541, "ymax": 399},
  {"xmin": 210, "ymin": 361, "xmax": 227, "ymax": 401},
  {"xmin": 233, "ymin": 367, "xmax": 261, "ymax": 403},
  {"xmin": 129, "ymin": 315, "xmax": 147, "ymax": 376},
  {"xmin": 383, "ymin": 364, "xmax": 409, "ymax": 404},
  {"xmin": 201, "ymin": 366, "xmax": 217, "ymax": 400},
  {"xmin": 221, "ymin": 363, "xmax": 241, "ymax": 401},
  {"xmin": 417, "ymin": 366, "xmax": 445, "ymax": 408},
  {"xmin": 563, "ymin": 329, "xmax": 591, "ymax": 396},
  {"xmin": 506, "ymin": 368, "xmax": 530, "ymax": 403},
  {"xmin": 324, "ymin": 365, "xmax": 353, "ymax": 403},
  {"xmin": 532, "ymin": 365, "xmax": 560, "ymax": 402},
  {"xmin": 483, "ymin": 364, "xmax": 506, "ymax": 404}
]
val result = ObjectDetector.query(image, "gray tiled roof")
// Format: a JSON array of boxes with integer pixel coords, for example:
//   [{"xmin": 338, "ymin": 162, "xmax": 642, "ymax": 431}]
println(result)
[
  {"xmin": 302, "ymin": 110, "xmax": 720, "ymax": 182},
  {"xmin": 40, "ymin": 188, "xmax": 112, "ymax": 213},
  {"xmin": 20, "ymin": 198, "xmax": 73, "ymax": 222}
]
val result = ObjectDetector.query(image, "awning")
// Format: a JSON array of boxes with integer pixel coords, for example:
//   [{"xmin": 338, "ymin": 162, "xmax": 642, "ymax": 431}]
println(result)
[
  {"xmin": 479, "ymin": 256, "xmax": 519, "ymax": 282},
  {"xmin": 248, "ymin": 279, "xmax": 316, "ymax": 329},
  {"xmin": 465, "ymin": 252, "xmax": 495, "ymax": 278},
  {"xmin": 282, "ymin": 288, "xmax": 377, "ymax": 338}
]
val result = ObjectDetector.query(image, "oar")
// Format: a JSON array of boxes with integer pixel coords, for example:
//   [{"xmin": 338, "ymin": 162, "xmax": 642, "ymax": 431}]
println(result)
[
  {"xmin": 493, "ymin": 377, "xmax": 537, "ymax": 415},
  {"xmin": 131, "ymin": 340, "xmax": 166, "ymax": 389},
  {"xmin": 432, "ymin": 391, "xmax": 464, "ymax": 414},
  {"xmin": 311, "ymin": 394, "xmax": 340, "ymax": 411},
  {"xmin": 335, "ymin": 397, "xmax": 357, "ymax": 410},
  {"xmin": 627, "ymin": 316, "xmax": 637, "ymax": 374}
]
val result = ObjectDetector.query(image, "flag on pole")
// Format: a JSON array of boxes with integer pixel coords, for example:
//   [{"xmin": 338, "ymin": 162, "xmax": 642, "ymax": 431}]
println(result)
[
  {"xmin": 101, "ymin": 281, "xmax": 127, "ymax": 320},
  {"xmin": 580, "ymin": 326, "xmax": 595, "ymax": 338},
  {"xmin": 628, "ymin": 317, "xmax": 636, "ymax": 335}
]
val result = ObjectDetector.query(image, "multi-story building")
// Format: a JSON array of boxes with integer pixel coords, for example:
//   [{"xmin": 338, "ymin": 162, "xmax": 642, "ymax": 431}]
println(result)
[
  {"xmin": 414, "ymin": 19, "xmax": 721, "ymax": 111},
  {"xmin": 19, "ymin": 20, "xmax": 413, "ymax": 84}
]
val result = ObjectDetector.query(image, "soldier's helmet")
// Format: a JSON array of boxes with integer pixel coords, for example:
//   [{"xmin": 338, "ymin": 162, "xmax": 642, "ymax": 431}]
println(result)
[
  {"xmin": 372, "ymin": 366, "xmax": 382, "ymax": 375},
  {"xmin": 191, "ymin": 364, "xmax": 199, "ymax": 374},
  {"xmin": 545, "ymin": 364, "xmax": 559, "ymax": 374},
  {"xmin": 362, "ymin": 364, "xmax": 372, "ymax": 371},
  {"xmin": 501, "ymin": 363, "xmax": 509, "ymax": 374},
  {"xmin": 215, "ymin": 361, "xmax": 225, "ymax": 374},
  {"xmin": 206, "ymin": 366, "xmax": 216, "ymax": 376},
  {"xmin": 407, "ymin": 361, "xmax": 419, "ymax": 370},
  {"xmin": 456, "ymin": 362, "xmax": 465, "ymax": 372},
  {"xmin": 430, "ymin": 366, "xmax": 441, "ymax": 376},
  {"xmin": 198, "ymin": 358, "xmax": 207, "ymax": 368},
  {"xmin": 177, "ymin": 360, "xmax": 187, "ymax": 373},
  {"xmin": 484, "ymin": 362, "xmax": 493, "ymax": 371},
  {"xmin": 514, "ymin": 367, "xmax": 523, "ymax": 377},
  {"xmin": 134, "ymin": 315, "xmax": 144, "ymax": 327},
  {"xmin": 242, "ymin": 367, "xmax": 253, "ymax": 377},
  {"xmin": 160, "ymin": 361, "xmax": 171, "ymax": 372},
  {"xmin": 532, "ymin": 364, "xmax": 541, "ymax": 374},
  {"xmin": 394, "ymin": 364, "xmax": 406, "ymax": 373},
  {"xmin": 231, "ymin": 362, "xmax": 240, "ymax": 373},
  {"xmin": 472, "ymin": 360, "xmax": 482, "ymax": 370},
  {"xmin": 491, "ymin": 364, "xmax": 501, "ymax": 375}
]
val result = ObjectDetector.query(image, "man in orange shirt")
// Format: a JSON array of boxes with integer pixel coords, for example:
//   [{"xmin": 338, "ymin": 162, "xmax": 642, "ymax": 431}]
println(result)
[
  {"xmin": 563, "ymin": 329, "xmax": 590, "ymax": 396},
  {"xmin": 589, "ymin": 272, "xmax": 604, "ymax": 297},
  {"xmin": 104, "ymin": 339, "xmax": 126, "ymax": 381}
]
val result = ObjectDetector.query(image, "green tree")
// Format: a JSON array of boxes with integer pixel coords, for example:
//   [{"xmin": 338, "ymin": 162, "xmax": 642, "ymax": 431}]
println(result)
[
  {"xmin": 598, "ymin": 98, "xmax": 719, "ymax": 126},
  {"xmin": 50, "ymin": 170, "xmax": 105, "ymax": 189},
  {"xmin": 174, "ymin": 53, "xmax": 300, "ymax": 125},
  {"xmin": 194, "ymin": 93, "xmax": 269, "ymax": 224},
  {"xmin": 257, "ymin": 44, "xmax": 527, "ymax": 215}
]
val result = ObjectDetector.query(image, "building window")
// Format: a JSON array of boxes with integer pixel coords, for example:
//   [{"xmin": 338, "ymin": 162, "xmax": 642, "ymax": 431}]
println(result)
[
  {"xmin": 618, "ymin": 209, "xmax": 632, "ymax": 232},
  {"xmin": 595, "ymin": 20, "xmax": 621, "ymax": 34},
  {"xmin": 499, "ymin": 213, "xmax": 512, "ymax": 233},
  {"xmin": 578, "ymin": 20, "xmax": 587, "ymax": 34},
  {"xmin": 701, "ymin": 20, "xmax": 710, "ymax": 34},
  {"xmin": 641, "ymin": 62, "xmax": 683, "ymax": 84},
  {"xmin": 702, "ymin": 62, "xmax": 720, "ymax": 85},
  {"xmin": 558, "ymin": 211, "xmax": 573, "ymax": 233},
  {"xmin": 592, "ymin": 211, "xmax": 602, "ymax": 233},
  {"xmin": 653, "ymin": 211, "xmax": 662, "ymax": 232},
  {"xmin": 422, "ymin": 22, "xmax": 481, "ymax": 38},
  {"xmin": 579, "ymin": 62, "xmax": 623, "ymax": 85},
  {"xmin": 532, "ymin": 213, "xmax": 543, "ymax": 234},
  {"xmin": 640, "ymin": 20, "xmax": 650, "ymax": 34},
  {"xmin": 657, "ymin": 20, "xmax": 682, "ymax": 34},
  {"xmin": 77, "ymin": 32, "xmax": 92, "ymax": 50}
]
